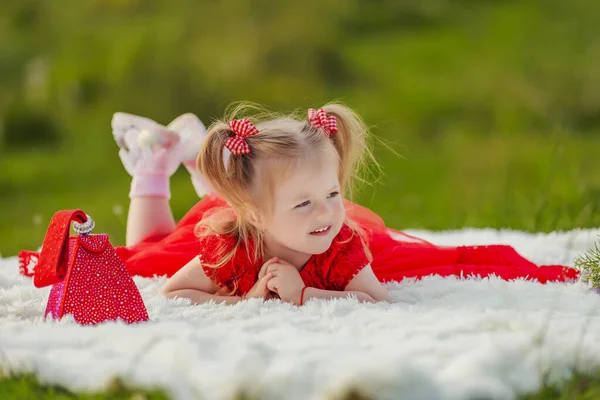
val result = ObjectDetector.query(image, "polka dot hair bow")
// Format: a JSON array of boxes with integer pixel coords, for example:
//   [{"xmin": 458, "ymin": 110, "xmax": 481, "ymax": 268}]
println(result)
[
  {"xmin": 225, "ymin": 118, "xmax": 259, "ymax": 155},
  {"xmin": 308, "ymin": 108, "xmax": 338, "ymax": 136}
]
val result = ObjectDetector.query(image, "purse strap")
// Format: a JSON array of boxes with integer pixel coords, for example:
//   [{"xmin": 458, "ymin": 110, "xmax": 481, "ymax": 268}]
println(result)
[{"xmin": 34, "ymin": 210, "xmax": 88, "ymax": 288}]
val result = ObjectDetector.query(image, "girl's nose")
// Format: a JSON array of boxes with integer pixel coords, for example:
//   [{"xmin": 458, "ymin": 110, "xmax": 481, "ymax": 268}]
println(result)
[{"xmin": 314, "ymin": 200, "xmax": 333, "ymax": 222}]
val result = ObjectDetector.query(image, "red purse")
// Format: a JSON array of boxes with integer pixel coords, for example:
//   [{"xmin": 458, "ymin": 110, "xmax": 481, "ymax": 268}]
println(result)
[{"xmin": 19, "ymin": 210, "xmax": 149, "ymax": 325}]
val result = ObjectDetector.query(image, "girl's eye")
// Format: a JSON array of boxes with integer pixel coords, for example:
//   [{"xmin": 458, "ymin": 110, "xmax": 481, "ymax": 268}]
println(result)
[
  {"xmin": 295, "ymin": 192, "xmax": 339, "ymax": 209},
  {"xmin": 295, "ymin": 200, "xmax": 310, "ymax": 209}
]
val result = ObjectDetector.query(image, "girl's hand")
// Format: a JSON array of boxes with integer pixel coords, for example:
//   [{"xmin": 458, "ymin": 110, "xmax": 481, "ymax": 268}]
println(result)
[
  {"xmin": 243, "ymin": 271, "xmax": 275, "ymax": 300},
  {"xmin": 345, "ymin": 265, "xmax": 393, "ymax": 303},
  {"xmin": 264, "ymin": 260, "xmax": 306, "ymax": 305},
  {"xmin": 258, "ymin": 256, "xmax": 282, "ymax": 280},
  {"xmin": 242, "ymin": 257, "xmax": 281, "ymax": 301}
]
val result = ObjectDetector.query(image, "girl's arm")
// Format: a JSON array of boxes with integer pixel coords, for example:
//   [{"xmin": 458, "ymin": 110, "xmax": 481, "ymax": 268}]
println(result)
[
  {"xmin": 345, "ymin": 264, "xmax": 394, "ymax": 302},
  {"xmin": 164, "ymin": 289, "xmax": 242, "ymax": 305},
  {"xmin": 301, "ymin": 287, "xmax": 376, "ymax": 304},
  {"xmin": 160, "ymin": 257, "xmax": 242, "ymax": 305}
]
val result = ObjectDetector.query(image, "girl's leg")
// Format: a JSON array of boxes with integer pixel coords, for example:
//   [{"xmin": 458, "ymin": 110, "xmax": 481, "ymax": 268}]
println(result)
[
  {"xmin": 113, "ymin": 112, "xmax": 212, "ymax": 247},
  {"xmin": 126, "ymin": 196, "xmax": 176, "ymax": 247},
  {"xmin": 112, "ymin": 113, "xmax": 184, "ymax": 247}
]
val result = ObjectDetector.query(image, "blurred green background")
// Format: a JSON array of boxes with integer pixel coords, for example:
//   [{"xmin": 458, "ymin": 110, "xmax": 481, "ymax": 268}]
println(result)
[{"xmin": 1, "ymin": 0, "xmax": 599, "ymax": 257}]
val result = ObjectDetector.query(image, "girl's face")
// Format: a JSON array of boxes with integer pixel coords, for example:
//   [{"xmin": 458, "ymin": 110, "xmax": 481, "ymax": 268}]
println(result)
[{"xmin": 259, "ymin": 151, "xmax": 345, "ymax": 267}]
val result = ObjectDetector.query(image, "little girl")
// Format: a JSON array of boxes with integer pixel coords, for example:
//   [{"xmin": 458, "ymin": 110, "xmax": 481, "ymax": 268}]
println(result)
[{"xmin": 111, "ymin": 103, "xmax": 583, "ymax": 305}]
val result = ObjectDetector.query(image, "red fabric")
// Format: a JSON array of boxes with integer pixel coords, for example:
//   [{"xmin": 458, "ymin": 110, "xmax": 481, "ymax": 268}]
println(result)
[
  {"xmin": 116, "ymin": 194, "xmax": 580, "ymax": 291},
  {"xmin": 300, "ymin": 224, "xmax": 370, "ymax": 291},
  {"xmin": 225, "ymin": 118, "xmax": 259, "ymax": 154},
  {"xmin": 18, "ymin": 250, "xmax": 39, "ymax": 277},
  {"xmin": 197, "ymin": 232, "xmax": 257, "ymax": 296},
  {"xmin": 190, "ymin": 224, "xmax": 368, "ymax": 297},
  {"xmin": 308, "ymin": 108, "xmax": 338, "ymax": 135}
]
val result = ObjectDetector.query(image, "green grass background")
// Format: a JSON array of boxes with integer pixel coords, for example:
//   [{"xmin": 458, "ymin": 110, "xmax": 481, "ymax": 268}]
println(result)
[{"xmin": 1, "ymin": 0, "xmax": 599, "ymax": 258}]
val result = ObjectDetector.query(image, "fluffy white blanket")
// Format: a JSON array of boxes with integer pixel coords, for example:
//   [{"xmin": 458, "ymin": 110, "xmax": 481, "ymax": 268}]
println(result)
[{"xmin": 1, "ymin": 228, "xmax": 600, "ymax": 400}]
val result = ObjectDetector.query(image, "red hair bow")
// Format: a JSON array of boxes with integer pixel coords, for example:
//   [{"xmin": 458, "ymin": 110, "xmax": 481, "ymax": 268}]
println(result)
[
  {"xmin": 308, "ymin": 108, "xmax": 338, "ymax": 136},
  {"xmin": 225, "ymin": 118, "xmax": 259, "ymax": 155}
]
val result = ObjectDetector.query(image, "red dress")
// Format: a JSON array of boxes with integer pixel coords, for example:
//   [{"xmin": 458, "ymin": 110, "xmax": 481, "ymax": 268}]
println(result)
[
  {"xmin": 181, "ymin": 223, "xmax": 369, "ymax": 296},
  {"xmin": 115, "ymin": 194, "xmax": 579, "ymax": 294}
]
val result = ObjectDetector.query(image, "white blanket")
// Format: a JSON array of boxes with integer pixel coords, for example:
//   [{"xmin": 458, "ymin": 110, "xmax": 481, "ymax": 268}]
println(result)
[{"xmin": 1, "ymin": 228, "xmax": 600, "ymax": 400}]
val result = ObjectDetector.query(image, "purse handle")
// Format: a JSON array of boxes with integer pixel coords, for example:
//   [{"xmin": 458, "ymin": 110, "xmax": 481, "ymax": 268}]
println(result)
[{"xmin": 34, "ymin": 210, "xmax": 91, "ymax": 288}]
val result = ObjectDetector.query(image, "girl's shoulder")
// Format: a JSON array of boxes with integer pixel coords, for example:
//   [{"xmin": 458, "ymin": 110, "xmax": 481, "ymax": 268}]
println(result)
[
  {"xmin": 197, "ymin": 231, "xmax": 238, "ymax": 261},
  {"xmin": 329, "ymin": 223, "xmax": 368, "ymax": 257},
  {"xmin": 308, "ymin": 223, "xmax": 370, "ymax": 290},
  {"xmin": 198, "ymin": 232, "xmax": 258, "ymax": 296}
]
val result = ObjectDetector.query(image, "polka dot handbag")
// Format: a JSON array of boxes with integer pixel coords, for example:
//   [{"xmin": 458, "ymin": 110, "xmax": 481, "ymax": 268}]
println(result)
[{"xmin": 29, "ymin": 209, "xmax": 149, "ymax": 325}]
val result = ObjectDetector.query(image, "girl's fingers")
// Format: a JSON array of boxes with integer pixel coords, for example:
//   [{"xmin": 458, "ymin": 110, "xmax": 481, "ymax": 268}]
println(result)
[
  {"xmin": 259, "ymin": 257, "xmax": 279, "ymax": 276},
  {"xmin": 266, "ymin": 278, "xmax": 278, "ymax": 293},
  {"xmin": 248, "ymin": 273, "xmax": 273, "ymax": 298},
  {"xmin": 258, "ymin": 272, "xmax": 273, "ymax": 288},
  {"xmin": 260, "ymin": 273, "xmax": 275, "ymax": 297},
  {"xmin": 266, "ymin": 264, "xmax": 280, "ymax": 275},
  {"xmin": 262, "ymin": 263, "xmax": 282, "ymax": 279},
  {"xmin": 262, "ymin": 273, "xmax": 275, "ymax": 295}
]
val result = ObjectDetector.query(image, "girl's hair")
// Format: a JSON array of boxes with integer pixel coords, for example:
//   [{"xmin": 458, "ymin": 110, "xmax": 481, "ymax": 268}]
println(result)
[{"xmin": 195, "ymin": 102, "xmax": 378, "ymax": 276}]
